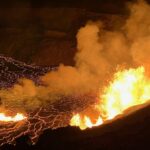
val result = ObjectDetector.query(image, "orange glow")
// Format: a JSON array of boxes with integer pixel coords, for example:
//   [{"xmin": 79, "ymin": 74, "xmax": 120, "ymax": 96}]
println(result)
[
  {"xmin": 70, "ymin": 114, "xmax": 103, "ymax": 130},
  {"xmin": 0, "ymin": 113, "xmax": 26, "ymax": 122},
  {"xmin": 70, "ymin": 66, "xmax": 150, "ymax": 129}
]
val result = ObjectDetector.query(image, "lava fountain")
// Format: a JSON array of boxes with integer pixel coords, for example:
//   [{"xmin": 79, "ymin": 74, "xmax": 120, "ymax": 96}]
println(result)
[{"xmin": 70, "ymin": 66, "xmax": 150, "ymax": 129}]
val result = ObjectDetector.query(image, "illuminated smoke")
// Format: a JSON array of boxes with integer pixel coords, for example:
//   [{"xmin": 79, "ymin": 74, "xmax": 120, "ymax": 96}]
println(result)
[
  {"xmin": 1, "ymin": 0, "xmax": 148, "ymax": 111},
  {"xmin": 0, "ymin": 0, "xmax": 150, "ymax": 145}
]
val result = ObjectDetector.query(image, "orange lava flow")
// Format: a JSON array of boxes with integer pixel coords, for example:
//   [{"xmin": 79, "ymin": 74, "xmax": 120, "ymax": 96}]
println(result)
[
  {"xmin": 0, "ymin": 113, "xmax": 26, "ymax": 122},
  {"xmin": 70, "ymin": 66, "xmax": 150, "ymax": 130}
]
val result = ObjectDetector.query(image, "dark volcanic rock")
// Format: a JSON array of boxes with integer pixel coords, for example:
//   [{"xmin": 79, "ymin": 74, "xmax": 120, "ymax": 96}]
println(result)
[
  {"xmin": 1, "ymin": 103, "xmax": 150, "ymax": 150},
  {"xmin": 0, "ymin": 7, "xmax": 125, "ymax": 66}
]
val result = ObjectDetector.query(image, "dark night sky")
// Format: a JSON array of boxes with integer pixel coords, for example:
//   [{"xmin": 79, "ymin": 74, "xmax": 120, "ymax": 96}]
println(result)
[
  {"xmin": 0, "ymin": 0, "xmax": 135, "ymax": 14},
  {"xmin": 0, "ymin": 0, "xmax": 126, "ymax": 7},
  {"xmin": 0, "ymin": 0, "xmax": 130, "ymax": 6},
  {"xmin": 0, "ymin": 0, "xmax": 150, "ymax": 14}
]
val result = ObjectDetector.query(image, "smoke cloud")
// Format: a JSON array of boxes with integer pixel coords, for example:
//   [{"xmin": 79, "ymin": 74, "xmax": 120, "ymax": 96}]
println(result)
[{"xmin": 0, "ymin": 0, "xmax": 150, "ymax": 112}]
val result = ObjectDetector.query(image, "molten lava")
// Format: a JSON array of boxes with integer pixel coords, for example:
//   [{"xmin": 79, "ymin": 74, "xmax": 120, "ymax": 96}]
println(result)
[
  {"xmin": 0, "ymin": 113, "xmax": 26, "ymax": 122},
  {"xmin": 70, "ymin": 66, "xmax": 150, "ymax": 129}
]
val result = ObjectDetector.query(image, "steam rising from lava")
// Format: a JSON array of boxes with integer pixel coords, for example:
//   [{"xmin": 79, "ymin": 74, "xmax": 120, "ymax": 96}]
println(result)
[
  {"xmin": 0, "ymin": 0, "xmax": 150, "ymax": 145},
  {"xmin": 70, "ymin": 66, "xmax": 150, "ymax": 129}
]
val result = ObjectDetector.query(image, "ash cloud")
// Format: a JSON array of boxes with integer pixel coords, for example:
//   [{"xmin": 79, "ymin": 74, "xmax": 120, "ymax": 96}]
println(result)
[{"xmin": 0, "ymin": 0, "xmax": 150, "ymax": 111}]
